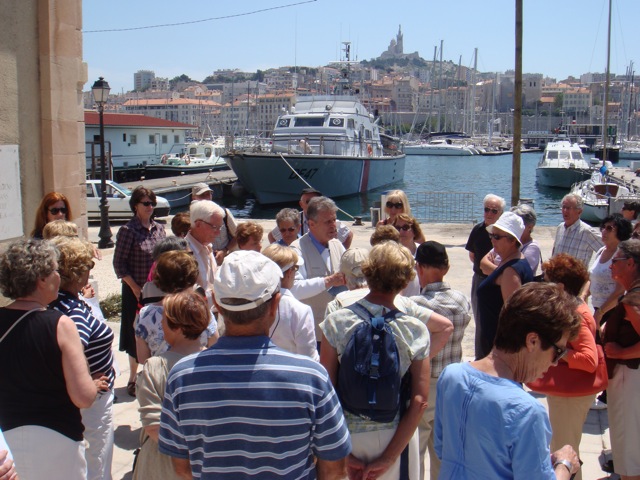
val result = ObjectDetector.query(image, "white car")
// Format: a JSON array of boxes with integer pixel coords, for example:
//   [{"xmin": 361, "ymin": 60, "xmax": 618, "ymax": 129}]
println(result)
[{"xmin": 86, "ymin": 180, "xmax": 171, "ymax": 220}]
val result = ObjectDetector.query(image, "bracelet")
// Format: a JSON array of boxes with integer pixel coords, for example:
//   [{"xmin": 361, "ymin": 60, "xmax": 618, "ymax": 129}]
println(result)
[{"xmin": 553, "ymin": 459, "xmax": 572, "ymax": 475}]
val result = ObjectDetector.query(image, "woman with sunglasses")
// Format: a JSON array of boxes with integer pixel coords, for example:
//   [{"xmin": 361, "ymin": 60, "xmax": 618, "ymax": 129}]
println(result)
[
  {"xmin": 527, "ymin": 254, "xmax": 599, "ymax": 480},
  {"xmin": 392, "ymin": 213, "xmax": 424, "ymax": 296},
  {"xmin": 378, "ymin": 190, "xmax": 426, "ymax": 243},
  {"xmin": 50, "ymin": 236, "xmax": 115, "ymax": 480},
  {"xmin": 435, "ymin": 283, "xmax": 582, "ymax": 480},
  {"xmin": 582, "ymin": 214, "xmax": 631, "ymax": 326},
  {"xmin": 603, "ymin": 239, "xmax": 640, "ymax": 480},
  {"xmin": 31, "ymin": 192, "xmax": 73, "ymax": 238},
  {"xmin": 270, "ymin": 208, "xmax": 301, "ymax": 246},
  {"xmin": 113, "ymin": 186, "xmax": 166, "ymax": 397},
  {"xmin": 476, "ymin": 212, "xmax": 533, "ymax": 359}
]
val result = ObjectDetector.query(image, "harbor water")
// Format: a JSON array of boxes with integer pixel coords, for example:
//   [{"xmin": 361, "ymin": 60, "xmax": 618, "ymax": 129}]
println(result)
[{"xmin": 213, "ymin": 152, "xmax": 633, "ymax": 227}]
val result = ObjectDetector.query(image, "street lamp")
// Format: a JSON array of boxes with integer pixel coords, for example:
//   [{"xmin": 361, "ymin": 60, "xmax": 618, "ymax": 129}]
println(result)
[{"xmin": 91, "ymin": 76, "xmax": 114, "ymax": 248}]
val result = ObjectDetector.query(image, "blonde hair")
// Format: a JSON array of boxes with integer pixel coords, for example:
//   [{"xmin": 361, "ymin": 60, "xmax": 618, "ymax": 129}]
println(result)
[
  {"xmin": 261, "ymin": 243, "xmax": 298, "ymax": 270},
  {"xmin": 362, "ymin": 241, "xmax": 415, "ymax": 293},
  {"xmin": 50, "ymin": 236, "xmax": 94, "ymax": 288},
  {"xmin": 42, "ymin": 220, "xmax": 79, "ymax": 239},
  {"xmin": 384, "ymin": 190, "xmax": 411, "ymax": 216}
]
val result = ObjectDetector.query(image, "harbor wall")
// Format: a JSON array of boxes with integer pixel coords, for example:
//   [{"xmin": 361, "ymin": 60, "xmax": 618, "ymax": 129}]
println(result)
[{"xmin": 0, "ymin": 0, "xmax": 87, "ymax": 254}]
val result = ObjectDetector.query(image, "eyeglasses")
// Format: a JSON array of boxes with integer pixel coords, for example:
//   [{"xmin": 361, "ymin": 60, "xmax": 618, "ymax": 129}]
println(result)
[
  {"xmin": 611, "ymin": 256, "xmax": 629, "ymax": 263},
  {"xmin": 48, "ymin": 207, "xmax": 67, "ymax": 215},
  {"xmin": 484, "ymin": 207, "xmax": 499, "ymax": 214},
  {"xmin": 394, "ymin": 224, "xmax": 412, "ymax": 231},
  {"xmin": 199, "ymin": 219, "xmax": 222, "ymax": 231},
  {"xmin": 600, "ymin": 224, "xmax": 615, "ymax": 232},
  {"xmin": 488, "ymin": 233, "xmax": 510, "ymax": 240},
  {"xmin": 386, "ymin": 201, "xmax": 403, "ymax": 209},
  {"xmin": 139, "ymin": 201, "xmax": 157, "ymax": 207},
  {"xmin": 279, "ymin": 227, "xmax": 297, "ymax": 233}
]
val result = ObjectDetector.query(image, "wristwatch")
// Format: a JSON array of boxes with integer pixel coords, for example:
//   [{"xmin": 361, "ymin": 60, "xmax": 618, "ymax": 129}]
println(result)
[{"xmin": 553, "ymin": 459, "xmax": 572, "ymax": 474}]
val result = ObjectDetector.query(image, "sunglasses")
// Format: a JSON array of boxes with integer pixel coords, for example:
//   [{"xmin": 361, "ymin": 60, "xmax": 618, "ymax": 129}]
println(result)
[
  {"xmin": 48, "ymin": 207, "xmax": 68, "ymax": 215},
  {"xmin": 549, "ymin": 341, "xmax": 568, "ymax": 364},
  {"xmin": 600, "ymin": 224, "xmax": 615, "ymax": 232},
  {"xmin": 484, "ymin": 207, "xmax": 499, "ymax": 214},
  {"xmin": 488, "ymin": 233, "xmax": 510, "ymax": 240},
  {"xmin": 279, "ymin": 227, "xmax": 297, "ymax": 233},
  {"xmin": 386, "ymin": 201, "xmax": 403, "ymax": 209},
  {"xmin": 395, "ymin": 224, "xmax": 412, "ymax": 231},
  {"xmin": 140, "ymin": 201, "xmax": 157, "ymax": 207}
]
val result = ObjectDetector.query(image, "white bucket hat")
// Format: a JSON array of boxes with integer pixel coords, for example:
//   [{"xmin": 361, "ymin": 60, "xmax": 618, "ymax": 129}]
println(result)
[
  {"xmin": 214, "ymin": 251, "xmax": 282, "ymax": 311},
  {"xmin": 486, "ymin": 211, "xmax": 525, "ymax": 245}
]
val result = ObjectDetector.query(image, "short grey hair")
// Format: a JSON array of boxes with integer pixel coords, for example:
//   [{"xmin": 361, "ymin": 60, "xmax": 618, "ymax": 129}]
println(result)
[
  {"xmin": 562, "ymin": 192, "xmax": 584, "ymax": 210},
  {"xmin": 306, "ymin": 196, "xmax": 337, "ymax": 222},
  {"xmin": 483, "ymin": 194, "xmax": 506, "ymax": 211},
  {"xmin": 618, "ymin": 239, "xmax": 640, "ymax": 274},
  {"xmin": 511, "ymin": 203, "xmax": 537, "ymax": 227},
  {"xmin": 0, "ymin": 239, "xmax": 58, "ymax": 299},
  {"xmin": 190, "ymin": 200, "xmax": 224, "ymax": 226},
  {"xmin": 275, "ymin": 208, "xmax": 300, "ymax": 227}
]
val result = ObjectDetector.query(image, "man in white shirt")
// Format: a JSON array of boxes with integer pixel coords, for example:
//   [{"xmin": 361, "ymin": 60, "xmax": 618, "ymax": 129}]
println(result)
[{"xmin": 186, "ymin": 200, "xmax": 224, "ymax": 304}]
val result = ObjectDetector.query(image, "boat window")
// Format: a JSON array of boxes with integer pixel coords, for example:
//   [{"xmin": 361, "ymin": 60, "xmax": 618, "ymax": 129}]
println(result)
[
  {"xmin": 205, "ymin": 147, "xmax": 212, "ymax": 157},
  {"xmin": 329, "ymin": 118, "xmax": 344, "ymax": 127},
  {"xmin": 189, "ymin": 147, "xmax": 197, "ymax": 155},
  {"xmin": 558, "ymin": 151, "xmax": 570, "ymax": 160},
  {"xmin": 295, "ymin": 117, "xmax": 325, "ymax": 127},
  {"xmin": 546, "ymin": 150, "xmax": 558, "ymax": 159},
  {"xmin": 276, "ymin": 118, "xmax": 290, "ymax": 128},
  {"xmin": 347, "ymin": 119, "xmax": 355, "ymax": 129},
  {"xmin": 571, "ymin": 151, "xmax": 584, "ymax": 160}
]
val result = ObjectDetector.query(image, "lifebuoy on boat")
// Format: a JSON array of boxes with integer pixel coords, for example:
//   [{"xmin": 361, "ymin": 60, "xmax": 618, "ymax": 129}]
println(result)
[
  {"xmin": 184, "ymin": 155, "xmax": 191, "ymax": 165},
  {"xmin": 367, "ymin": 144, "xmax": 373, "ymax": 156},
  {"xmin": 161, "ymin": 154, "xmax": 168, "ymax": 164}
]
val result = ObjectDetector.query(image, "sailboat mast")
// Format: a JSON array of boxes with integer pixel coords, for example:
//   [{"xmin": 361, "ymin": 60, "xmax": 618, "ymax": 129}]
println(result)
[
  {"xmin": 472, "ymin": 47, "xmax": 478, "ymax": 136},
  {"xmin": 602, "ymin": 0, "xmax": 612, "ymax": 161}
]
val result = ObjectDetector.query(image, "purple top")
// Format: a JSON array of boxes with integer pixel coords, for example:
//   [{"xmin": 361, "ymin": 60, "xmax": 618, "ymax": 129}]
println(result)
[{"xmin": 113, "ymin": 216, "xmax": 166, "ymax": 287}]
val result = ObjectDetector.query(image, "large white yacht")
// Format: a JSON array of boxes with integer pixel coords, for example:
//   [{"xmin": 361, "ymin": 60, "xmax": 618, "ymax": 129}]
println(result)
[{"xmin": 536, "ymin": 139, "xmax": 595, "ymax": 188}]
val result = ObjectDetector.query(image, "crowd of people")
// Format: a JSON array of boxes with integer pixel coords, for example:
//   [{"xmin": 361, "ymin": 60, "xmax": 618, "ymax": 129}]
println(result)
[{"xmin": 0, "ymin": 184, "xmax": 638, "ymax": 480}]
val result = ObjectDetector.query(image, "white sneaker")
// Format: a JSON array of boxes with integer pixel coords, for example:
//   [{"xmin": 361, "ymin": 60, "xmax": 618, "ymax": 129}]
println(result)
[{"xmin": 591, "ymin": 399, "xmax": 607, "ymax": 410}]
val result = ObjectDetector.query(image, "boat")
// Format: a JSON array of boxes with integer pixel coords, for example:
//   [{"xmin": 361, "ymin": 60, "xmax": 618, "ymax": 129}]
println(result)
[
  {"xmin": 143, "ymin": 140, "xmax": 228, "ymax": 179},
  {"xmin": 404, "ymin": 137, "xmax": 479, "ymax": 156},
  {"xmin": 571, "ymin": 172, "xmax": 634, "ymax": 223},
  {"xmin": 619, "ymin": 141, "xmax": 640, "ymax": 160},
  {"xmin": 535, "ymin": 139, "xmax": 597, "ymax": 188},
  {"xmin": 222, "ymin": 43, "xmax": 405, "ymax": 205}
]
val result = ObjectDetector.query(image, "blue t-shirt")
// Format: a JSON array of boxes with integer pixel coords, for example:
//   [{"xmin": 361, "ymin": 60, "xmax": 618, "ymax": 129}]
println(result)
[
  {"xmin": 159, "ymin": 336, "xmax": 351, "ymax": 479},
  {"xmin": 435, "ymin": 362, "xmax": 556, "ymax": 480}
]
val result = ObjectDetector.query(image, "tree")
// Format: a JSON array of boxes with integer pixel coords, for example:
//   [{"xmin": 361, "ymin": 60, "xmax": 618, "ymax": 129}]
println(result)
[
  {"xmin": 553, "ymin": 93, "xmax": 563, "ymax": 110},
  {"xmin": 169, "ymin": 74, "xmax": 193, "ymax": 89}
]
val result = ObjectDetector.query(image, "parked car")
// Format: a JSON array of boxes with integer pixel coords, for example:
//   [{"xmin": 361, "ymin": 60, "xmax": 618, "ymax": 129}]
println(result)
[{"xmin": 86, "ymin": 180, "xmax": 171, "ymax": 220}]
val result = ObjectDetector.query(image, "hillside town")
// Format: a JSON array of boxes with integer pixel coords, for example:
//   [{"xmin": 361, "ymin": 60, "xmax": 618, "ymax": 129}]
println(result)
[{"xmin": 83, "ymin": 26, "xmax": 639, "ymax": 141}]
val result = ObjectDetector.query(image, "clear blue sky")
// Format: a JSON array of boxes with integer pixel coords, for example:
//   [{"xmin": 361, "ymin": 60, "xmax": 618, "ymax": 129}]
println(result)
[{"xmin": 83, "ymin": 0, "xmax": 639, "ymax": 94}]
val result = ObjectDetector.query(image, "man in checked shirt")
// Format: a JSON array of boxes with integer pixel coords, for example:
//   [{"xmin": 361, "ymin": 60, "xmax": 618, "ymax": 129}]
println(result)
[{"xmin": 411, "ymin": 241, "xmax": 472, "ymax": 480}]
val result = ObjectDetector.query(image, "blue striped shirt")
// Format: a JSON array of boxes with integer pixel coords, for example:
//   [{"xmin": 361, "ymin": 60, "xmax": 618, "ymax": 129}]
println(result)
[
  {"xmin": 159, "ymin": 336, "xmax": 351, "ymax": 479},
  {"xmin": 51, "ymin": 291, "xmax": 115, "ymax": 388}
]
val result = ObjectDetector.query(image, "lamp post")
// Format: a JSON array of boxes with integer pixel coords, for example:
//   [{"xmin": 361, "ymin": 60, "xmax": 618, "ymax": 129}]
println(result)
[{"xmin": 91, "ymin": 76, "xmax": 114, "ymax": 248}]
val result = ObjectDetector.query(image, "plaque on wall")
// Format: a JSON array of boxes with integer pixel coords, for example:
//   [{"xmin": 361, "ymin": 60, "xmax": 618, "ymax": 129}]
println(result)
[{"xmin": 0, "ymin": 145, "xmax": 24, "ymax": 241}]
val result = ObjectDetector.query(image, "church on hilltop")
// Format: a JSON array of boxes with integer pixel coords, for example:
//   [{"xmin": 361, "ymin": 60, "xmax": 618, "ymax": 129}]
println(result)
[{"xmin": 379, "ymin": 25, "xmax": 420, "ymax": 60}]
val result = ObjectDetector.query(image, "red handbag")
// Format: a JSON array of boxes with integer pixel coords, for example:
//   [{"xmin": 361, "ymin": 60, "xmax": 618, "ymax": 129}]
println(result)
[{"xmin": 526, "ymin": 343, "xmax": 608, "ymax": 397}]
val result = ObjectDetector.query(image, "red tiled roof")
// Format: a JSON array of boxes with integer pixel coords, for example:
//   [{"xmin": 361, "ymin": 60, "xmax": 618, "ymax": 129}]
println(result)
[{"xmin": 84, "ymin": 111, "xmax": 195, "ymax": 128}]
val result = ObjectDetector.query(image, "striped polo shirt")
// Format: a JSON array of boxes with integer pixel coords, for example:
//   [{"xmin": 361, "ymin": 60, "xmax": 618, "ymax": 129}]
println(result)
[
  {"xmin": 159, "ymin": 336, "xmax": 351, "ymax": 479},
  {"xmin": 51, "ymin": 291, "xmax": 115, "ymax": 388}
]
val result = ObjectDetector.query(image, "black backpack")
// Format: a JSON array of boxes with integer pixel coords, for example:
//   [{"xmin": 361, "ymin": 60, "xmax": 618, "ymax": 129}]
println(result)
[{"xmin": 337, "ymin": 301, "xmax": 408, "ymax": 423}]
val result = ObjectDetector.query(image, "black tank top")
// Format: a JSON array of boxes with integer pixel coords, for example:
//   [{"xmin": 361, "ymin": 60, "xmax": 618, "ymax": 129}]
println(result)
[{"xmin": 0, "ymin": 308, "xmax": 84, "ymax": 441}]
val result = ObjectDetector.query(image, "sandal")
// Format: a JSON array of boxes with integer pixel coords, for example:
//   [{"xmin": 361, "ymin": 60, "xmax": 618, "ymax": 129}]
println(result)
[{"xmin": 127, "ymin": 381, "xmax": 136, "ymax": 397}]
